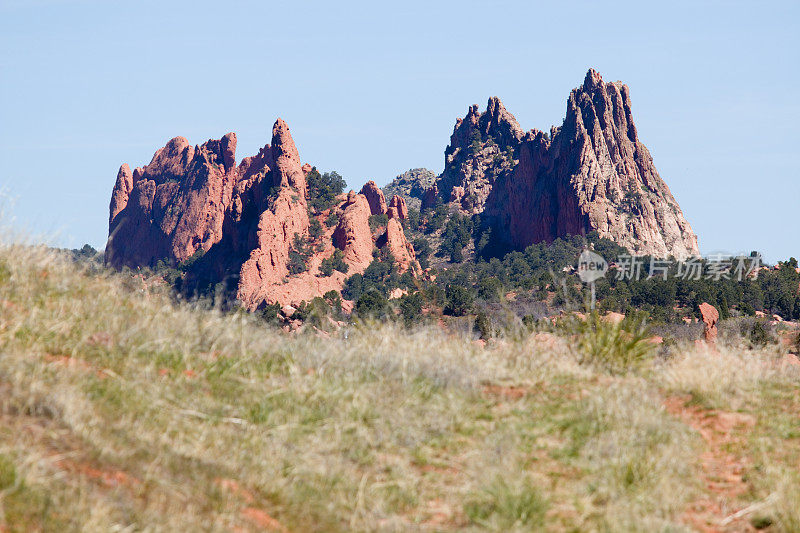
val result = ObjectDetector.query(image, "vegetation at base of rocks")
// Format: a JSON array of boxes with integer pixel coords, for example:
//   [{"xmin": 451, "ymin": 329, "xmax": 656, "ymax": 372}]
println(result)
[
  {"xmin": 368, "ymin": 213, "xmax": 388, "ymax": 231},
  {"xmin": 354, "ymin": 290, "xmax": 389, "ymax": 319},
  {"xmin": 720, "ymin": 317, "xmax": 778, "ymax": 348},
  {"xmin": 318, "ymin": 249, "xmax": 348, "ymax": 277},
  {"xmin": 423, "ymin": 202, "xmax": 449, "ymax": 234},
  {"xmin": 397, "ymin": 292, "xmax": 423, "ymax": 326},
  {"xmin": 438, "ymin": 213, "xmax": 473, "ymax": 263},
  {"xmin": 411, "ymin": 237, "xmax": 431, "ymax": 269},
  {"xmin": 341, "ymin": 254, "xmax": 414, "ymax": 303},
  {"xmin": 3, "ymin": 241, "xmax": 800, "ymax": 531},
  {"xmin": 306, "ymin": 168, "xmax": 346, "ymax": 213},
  {"xmin": 404, "ymin": 207, "xmax": 421, "ymax": 232},
  {"xmin": 444, "ymin": 284, "xmax": 474, "ymax": 316}
]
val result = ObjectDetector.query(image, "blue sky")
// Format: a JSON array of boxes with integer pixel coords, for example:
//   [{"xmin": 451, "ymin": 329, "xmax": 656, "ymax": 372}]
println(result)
[{"xmin": 1, "ymin": 0, "xmax": 798, "ymax": 262}]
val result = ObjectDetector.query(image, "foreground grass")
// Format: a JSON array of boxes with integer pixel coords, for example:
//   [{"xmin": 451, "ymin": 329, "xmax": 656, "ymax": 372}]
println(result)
[{"xmin": 0, "ymin": 245, "xmax": 799, "ymax": 531}]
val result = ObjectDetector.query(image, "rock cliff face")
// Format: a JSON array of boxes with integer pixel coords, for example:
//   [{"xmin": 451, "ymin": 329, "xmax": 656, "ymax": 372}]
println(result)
[
  {"xmin": 106, "ymin": 133, "xmax": 238, "ymax": 268},
  {"xmin": 428, "ymin": 69, "xmax": 700, "ymax": 258},
  {"xmin": 387, "ymin": 195, "xmax": 408, "ymax": 221},
  {"xmin": 360, "ymin": 181, "xmax": 388, "ymax": 216},
  {"xmin": 106, "ymin": 119, "xmax": 418, "ymax": 309}
]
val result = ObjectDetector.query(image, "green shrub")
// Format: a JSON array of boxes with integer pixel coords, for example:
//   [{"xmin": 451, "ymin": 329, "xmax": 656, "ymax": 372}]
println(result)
[
  {"xmin": 444, "ymin": 285, "xmax": 473, "ymax": 316},
  {"xmin": 412, "ymin": 237, "xmax": 431, "ymax": 269},
  {"xmin": 740, "ymin": 318, "xmax": 777, "ymax": 347},
  {"xmin": 356, "ymin": 290, "xmax": 388, "ymax": 319},
  {"xmin": 306, "ymin": 168, "xmax": 346, "ymax": 212},
  {"xmin": 438, "ymin": 213, "xmax": 473, "ymax": 260},
  {"xmin": 257, "ymin": 301, "xmax": 282, "ymax": 325},
  {"xmin": 325, "ymin": 211, "xmax": 340, "ymax": 228},
  {"xmin": 474, "ymin": 310, "xmax": 492, "ymax": 340},
  {"xmin": 323, "ymin": 290, "xmax": 342, "ymax": 314},
  {"xmin": 569, "ymin": 311, "xmax": 655, "ymax": 375},
  {"xmin": 398, "ymin": 292, "xmax": 423, "ymax": 326},
  {"xmin": 319, "ymin": 249, "xmax": 349, "ymax": 277},
  {"xmin": 308, "ymin": 217, "xmax": 323, "ymax": 240},
  {"xmin": 368, "ymin": 213, "xmax": 388, "ymax": 231},
  {"xmin": 464, "ymin": 476, "xmax": 548, "ymax": 530},
  {"xmin": 288, "ymin": 234, "xmax": 312, "ymax": 275}
]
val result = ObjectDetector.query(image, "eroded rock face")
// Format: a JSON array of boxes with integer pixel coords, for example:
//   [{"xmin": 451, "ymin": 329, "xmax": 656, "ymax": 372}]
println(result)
[
  {"xmin": 106, "ymin": 133, "xmax": 238, "ymax": 268},
  {"xmin": 699, "ymin": 302, "xmax": 720, "ymax": 343},
  {"xmin": 387, "ymin": 195, "xmax": 408, "ymax": 220},
  {"xmin": 437, "ymin": 97, "xmax": 523, "ymax": 214},
  {"xmin": 332, "ymin": 191, "xmax": 374, "ymax": 271},
  {"xmin": 382, "ymin": 218, "xmax": 418, "ymax": 273},
  {"xmin": 106, "ymin": 120, "xmax": 417, "ymax": 309},
  {"xmin": 431, "ymin": 70, "xmax": 700, "ymax": 258},
  {"xmin": 359, "ymin": 180, "xmax": 387, "ymax": 216}
]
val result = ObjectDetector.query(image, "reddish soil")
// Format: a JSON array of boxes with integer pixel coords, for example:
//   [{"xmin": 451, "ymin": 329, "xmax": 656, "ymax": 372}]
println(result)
[{"xmin": 664, "ymin": 395, "xmax": 757, "ymax": 532}]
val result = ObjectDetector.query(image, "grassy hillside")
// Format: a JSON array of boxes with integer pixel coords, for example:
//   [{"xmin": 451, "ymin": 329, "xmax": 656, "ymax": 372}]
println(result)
[{"xmin": 1, "ymin": 244, "xmax": 799, "ymax": 532}]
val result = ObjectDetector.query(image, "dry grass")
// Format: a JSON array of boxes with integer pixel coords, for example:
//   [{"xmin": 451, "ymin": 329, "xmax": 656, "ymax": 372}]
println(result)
[{"xmin": 0, "ymin": 243, "xmax": 799, "ymax": 531}]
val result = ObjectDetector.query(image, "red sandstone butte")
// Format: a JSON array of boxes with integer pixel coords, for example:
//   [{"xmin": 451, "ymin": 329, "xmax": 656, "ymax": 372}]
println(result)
[{"xmin": 106, "ymin": 119, "xmax": 417, "ymax": 310}]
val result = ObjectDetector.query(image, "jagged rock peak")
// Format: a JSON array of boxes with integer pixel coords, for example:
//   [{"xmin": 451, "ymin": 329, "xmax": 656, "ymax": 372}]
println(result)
[
  {"xmin": 106, "ymin": 118, "xmax": 419, "ymax": 310},
  {"xmin": 449, "ymin": 96, "xmax": 524, "ymax": 153},
  {"xmin": 270, "ymin": 119, "xmax": 306, "ymax": 194},
  {"xmin": 481, "ymin": 68, "xmax": 700, "ymax": 259},
  {"xmin": 359, "ymin": 180, "xmax": 387, "ymax": 216}
]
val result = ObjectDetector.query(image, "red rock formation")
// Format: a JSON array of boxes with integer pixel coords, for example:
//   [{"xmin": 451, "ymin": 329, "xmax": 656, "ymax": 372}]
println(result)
[
  {"xmin": 387, "ymin": 195, "xmax": 408, "ymax": 220},
  {"xmin": 236, "ymin": 120, "xmax": 310, "ymax": 308},
  {"xmin": 359, "ymin": 180, "xmax": 387, "ymax": 216},
  {"xmin": 106, "ymin": 133, "xmax": 238, "ymax": 268},
  {"xmin": 106, "ymin": 119, "xmax": 418, "ymax": 310},
  {"xmin": 382, "ymin": 218, "xmax": 418, "ymax": 273},
  {"xmin": 109, "ymin": 164, "xmax": 133, "ymax": 225},
  {"xmin": 437, "ymin": 97, "xmax": 523, "ymax": 213},
  {"xmin": 332, "ymin": 191, "xmax": 374, "ymax": 271},
  {"xmin": 435, "ymin": 71, "xmax": 700, "ymax": 259},
  {"xmin": 699, "ymin": 302, "xmax": 719, "ymax": 343}
]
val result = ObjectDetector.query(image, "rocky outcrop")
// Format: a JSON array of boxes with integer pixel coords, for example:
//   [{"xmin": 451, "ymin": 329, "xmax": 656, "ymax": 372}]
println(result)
[
  {"xmin": 431, "ymin": 70, "xmax": 700, "ymax": 258},
  {"xmin": 387, "ymin": 195, "xmax": 408, "ymax": 221},
  {"xmin": 381, "ymin": 218, "xmax": 418, "ymax": 273},
  {"xmin": 699, "ymin": 302, "xmax": 719, "ymax": 343},
  {"xmin": 332, "ymin": 191, "xmax": 374, "ymax": 271},
  {"xmin": 437, "ymin": 97, "xmax": 523, "ymax": 214},
  {"xmin": 109, "ymin": 164, "xmax": 133, "ymax": 226},
  {"xmin": 106, "ymin": 134, "xmax": 238, "ymax": 268},
  {"xmin": 107, "ymin": 119, "xmax": 418, "ymax": 310},
  {"xmin": 359, "ymin": 181, "xmax": 387, "ymax": 216},
  {"xmin": 382, "ymin": 168, "xmax": 438, "ymax": 211},
  {"xmin": 236, "ymin": 120, "xmax": 310, "ymax": 309}
]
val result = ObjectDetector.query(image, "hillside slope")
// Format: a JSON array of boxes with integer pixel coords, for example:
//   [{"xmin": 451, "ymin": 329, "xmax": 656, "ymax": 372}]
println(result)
[{"xmin": 1, "ymin": 244, "xmax": 799, "ymax": 531}]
